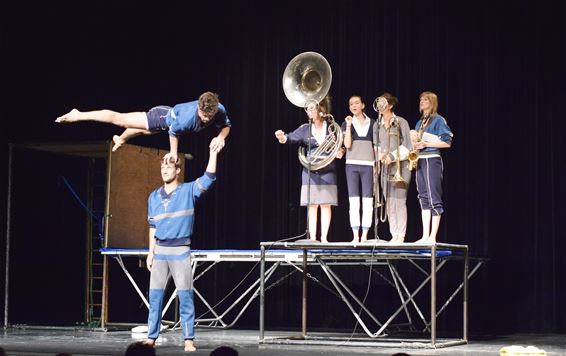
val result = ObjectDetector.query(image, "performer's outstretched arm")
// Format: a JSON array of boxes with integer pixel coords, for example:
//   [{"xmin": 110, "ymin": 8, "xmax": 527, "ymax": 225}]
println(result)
[
  {"xmin": 210, "ymin": 126, "xmax": 230, "ymax": 153},
  {"xmin": 206, "ymin": 144, "xmax": 219, "ymax": 173}
]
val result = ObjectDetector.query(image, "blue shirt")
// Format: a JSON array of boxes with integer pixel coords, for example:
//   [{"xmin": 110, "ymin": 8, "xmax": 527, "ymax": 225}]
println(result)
[
  {"xmin": 415, "ymin": 114, "xmax": 453, "ymax": 155},
  {"xmin": 166, "ymin": 101, "xmax": 231, "ymax": 137},
  {"xmin": 148, "ymin": 172, "xmax": 216, "ymax": 246}
]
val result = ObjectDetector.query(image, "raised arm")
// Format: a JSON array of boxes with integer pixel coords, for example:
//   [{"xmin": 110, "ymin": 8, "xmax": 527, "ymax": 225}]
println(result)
[
  {"xmin": 206, "ymin": 144, "xmax": 219, "ymax": 173},
  {"xmin": 210, "ymin": 126, "xmax": 230, "ymax": 153},
  {"xmin": 343, "ymin": 117, "xmax": 353, "ymax": 149},
  {"xmin": 275, "ymin": 130, "xmax": 287, "ymax": 144},
  {"xmin": 164, "ymin": 135, "xmax": 180, "ymax": 164}
]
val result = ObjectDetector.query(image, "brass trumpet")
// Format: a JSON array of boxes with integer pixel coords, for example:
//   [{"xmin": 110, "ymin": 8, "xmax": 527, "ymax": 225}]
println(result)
[
  {"xmin": 390, "ymin": 116, "xmax": 407, "ymax": 183},
  {"xmin": 373, "ymin": 107, "xmax": 388, "ymax": 223},
  {"xmin": 407, "ymin": 115, "xmax": 429, "ymax": 171},
  {"xmin": 407, "ymin": 150, "xmax": 419, "ymax": 171}
]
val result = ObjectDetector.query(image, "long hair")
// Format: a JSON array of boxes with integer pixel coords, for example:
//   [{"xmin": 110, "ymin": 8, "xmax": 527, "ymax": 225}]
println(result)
[
  {"xmin": 419, "ymin": 91, "xmax": 438, "ymax": 118},
  {"xmin": 318, "ymin": 95, "xmax": 332, "ymax": 115}
]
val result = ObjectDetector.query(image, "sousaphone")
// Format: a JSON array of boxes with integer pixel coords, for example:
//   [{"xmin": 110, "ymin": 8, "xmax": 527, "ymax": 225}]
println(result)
[{"xmin": 282, "ymin": 52, "xmax": 342, "ymax": 171}]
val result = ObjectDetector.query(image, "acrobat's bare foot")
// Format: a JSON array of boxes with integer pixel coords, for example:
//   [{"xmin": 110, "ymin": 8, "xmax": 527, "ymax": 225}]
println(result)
[
  {"xmin": 112, "ymin": 135, "xmax": 126, "ymax": 152},
  {"xmin": 143, "ymin": 339, "xmax": 155, "ymax": 347},
  {"xmin": 184, "ymin": 339, "xmax": 196, "ymax": 352},
  {"xmin": 55, "ymin": 109, "xmax": 81, "ymax": 123}
]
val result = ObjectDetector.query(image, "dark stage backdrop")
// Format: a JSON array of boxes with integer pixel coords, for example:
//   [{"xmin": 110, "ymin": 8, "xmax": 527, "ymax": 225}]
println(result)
[{"xmin": 1, "ymin": 0, "xmax": 565, "ymax": 335}]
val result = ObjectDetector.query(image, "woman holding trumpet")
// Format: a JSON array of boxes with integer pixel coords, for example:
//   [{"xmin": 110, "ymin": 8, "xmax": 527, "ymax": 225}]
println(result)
[
  {"xmin": 373, "ymin": 93, "xmax": 412, "ymax": 244},
  {"xmin": 410, "ymin": 91, "xmax": 453, "ymax": 244}
]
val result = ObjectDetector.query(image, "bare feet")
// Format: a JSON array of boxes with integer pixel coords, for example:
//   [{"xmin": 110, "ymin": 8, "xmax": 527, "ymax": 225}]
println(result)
[
  {"xmin": 414, "ymin": 237, "xmax": 431, "ymax": 244},
  {"xmin": 389, "ymin": 236, "xmax": 404, "ymax": 244},
  {"xmin": 360, "ymin": 231, "xmax": 368, "ymax": 243},
  {"xmin": 112, "ymin": 135, "xmax": 125, "ymax": 152},
  {"xmin": 184, "ymin": 339, "xmax": 196, "ymax": 352},
  {"xmin": 350, "ymin": 230, "xmax": 360, "ymax": 244},
  {"xmin": 321, "ymin": 238, "xmax": 329, "ymax": 243},
  {"xmin": 55, "ymin": 109, "xmax": 80, "ymax": 123},
  {"xmin": 143, "ymin": 339, "xmax": 155, "ymax": 347}
]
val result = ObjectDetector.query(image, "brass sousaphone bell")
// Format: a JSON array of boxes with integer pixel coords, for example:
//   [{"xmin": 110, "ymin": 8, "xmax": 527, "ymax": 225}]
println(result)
[{"xmin": 282, "ymin": 52, "xmax": 343, "ymax": 171}]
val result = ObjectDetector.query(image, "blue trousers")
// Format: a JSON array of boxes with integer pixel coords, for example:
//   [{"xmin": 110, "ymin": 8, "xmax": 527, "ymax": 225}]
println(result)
[
  {"xmin": 147, "ymin": 245, "xmax": 194, "ymax": 340},
  {"xmin": 415, "ymin": 157, "xmax": 444, "ymax": 216}
]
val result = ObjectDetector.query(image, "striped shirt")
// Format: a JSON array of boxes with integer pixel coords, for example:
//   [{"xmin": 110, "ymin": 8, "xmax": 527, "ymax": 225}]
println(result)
[{"xmin": 148, "ymin": 172, "xmax": 216, "ymax": 246}]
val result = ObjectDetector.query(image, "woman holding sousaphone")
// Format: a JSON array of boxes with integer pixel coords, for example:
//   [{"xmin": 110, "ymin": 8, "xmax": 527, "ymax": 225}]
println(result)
[
  {"xmin": 275, "ymin": 96, "xmax": 342, "ymax": 243},
  {"xmin": 373, "ymin": 93, "xmax": 413, "ymax": 244},
  {"xmin": 275, "ymin": 52, "xmax": 343, "ymax": 243},
  {"xmin": 409, "ymin": 91, "xmax": 453, "ymax": 244}
]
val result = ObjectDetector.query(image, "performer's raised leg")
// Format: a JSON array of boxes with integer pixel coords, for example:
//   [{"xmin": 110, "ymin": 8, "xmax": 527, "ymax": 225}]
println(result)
[
  {"xmin": 112, "ymin": 128, "xmax": 155, "ymax": 151},
  {"xmin": 56, "ymin": 109, "xmax": 147, "ymax": 129}
]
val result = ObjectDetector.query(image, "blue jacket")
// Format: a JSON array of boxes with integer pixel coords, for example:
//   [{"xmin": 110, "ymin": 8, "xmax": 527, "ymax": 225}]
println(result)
[{"xmin": 415, "ymin": 114, "xmax": 453, "ymax": 155}]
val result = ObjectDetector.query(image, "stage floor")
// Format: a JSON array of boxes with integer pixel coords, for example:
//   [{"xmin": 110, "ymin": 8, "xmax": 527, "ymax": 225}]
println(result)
[{"xmin": 0, "ymin": 327, "xmax": 565, "ymax": 355}]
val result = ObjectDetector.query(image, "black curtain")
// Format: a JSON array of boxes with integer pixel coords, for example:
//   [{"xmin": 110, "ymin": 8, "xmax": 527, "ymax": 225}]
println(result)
[{"xmin": 1, "ymin": 0, "xmax": 564, "ymax": 334}]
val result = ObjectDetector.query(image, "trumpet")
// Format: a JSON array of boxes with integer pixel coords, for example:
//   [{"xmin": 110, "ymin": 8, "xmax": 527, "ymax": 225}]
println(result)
[
  {"xmin": 390, "ymin": 116, "xmax": 407, "ymax": 183},
  {"xmin": 407, "ymin": 115, "xmax": 430, "ymax": 171},
  {"xmin": 373, "ymin": 109, "xmax": 387, "ymax": 223},
  {"xmin": 407, "ymin": 150, "xmax": 419, "ymax": 171}
]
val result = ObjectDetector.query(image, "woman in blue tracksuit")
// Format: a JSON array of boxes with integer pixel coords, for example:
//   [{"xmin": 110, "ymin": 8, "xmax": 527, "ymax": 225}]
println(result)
[{"xmin": 410, "ymin": 91, "xmax": 453, "ymax": 243}]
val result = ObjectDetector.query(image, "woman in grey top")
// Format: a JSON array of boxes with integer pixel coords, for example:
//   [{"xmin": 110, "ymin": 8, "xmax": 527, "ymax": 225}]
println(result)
[
  {"xmin": 373, "ymin": 93, "xmax": 413, "ymax": 243},
  {"xmin": 342, "ymin": 95, "xmax": 376, "ymax": 243}
]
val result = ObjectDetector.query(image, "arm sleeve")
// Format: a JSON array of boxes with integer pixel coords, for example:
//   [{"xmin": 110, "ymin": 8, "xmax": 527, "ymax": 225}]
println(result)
[
  {"xmin": 215, "ymin": 105, "xmax": 232, "ymax": 129},
  {"xmin": 373, "ymin": 121, "xmax": 379, "ymax": 148},
  {"xmin": 168, "ymin": 116, "xmax": 184, "ymax": 137},
  {"xmin": 192, "ymin": 172, "xmax": 217, "ymax": 200},
  {"xmin": 285, "ymin": 124, "xmax": 308, "ymax": 145},
  {"xmin": 147, "ymin": 194, "xmax": 156, "ymax": 228},
  {"xmin": 437, "ymin": 118, "xmax": 453, "ymax": 144}
]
